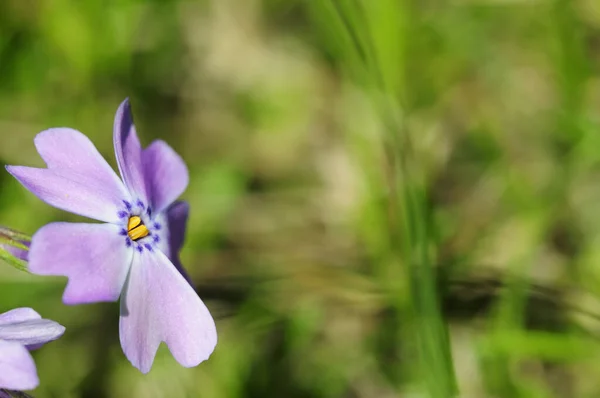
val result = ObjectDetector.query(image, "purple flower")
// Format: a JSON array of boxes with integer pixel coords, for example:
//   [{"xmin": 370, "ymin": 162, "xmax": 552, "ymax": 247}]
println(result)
[
  {"xmin": 0, "ymin": 308, "xmax": 65, "ymax": 391},
  {"xmin": 6, "ymin": 99, "xmax": 217, "ymax": 373}
]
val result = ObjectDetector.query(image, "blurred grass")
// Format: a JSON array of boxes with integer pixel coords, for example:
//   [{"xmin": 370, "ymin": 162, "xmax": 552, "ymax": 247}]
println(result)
[{"xmin": 2, "ymin": 0, "xmax": 600, "ymax": 397}]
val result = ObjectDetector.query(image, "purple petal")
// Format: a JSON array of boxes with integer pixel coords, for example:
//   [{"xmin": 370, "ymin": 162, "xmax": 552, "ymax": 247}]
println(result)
[
  {"xmin": 159, "ymin": 201, "xmax": 192, "ymax": 284},
  {"xmin": 113, "ymin": 99, "xmax": 148, "ymax": 205},
  {"xmin": 0, "ymin": 309, "xmax": 40, "ymax": 326},
  {"xmin": 0, "ymin": 319, "xmax": 65, "ymax": 347},
  {"xmin": 34, "ymin": 128, "xmax": 128, "ymax": 199},
  {"xmin": 165, "ymin": 201, "xmax": 188, "ymax": 255},
  {"xmin": 6, "ymin": 129, "xmax": 130, "ymax": 223},
  {"xmin": 6, "ymin": 167, "xmax": 125, "ymax": 224},
  {"xmin": 143, "ymin": 140, "xmax": 189, "ymax": 214},
  {"xmin": 0, "ymin": 309, "xmax": 63, "ymax": 351},
  {"xmin": 28, "ymin": 222, "xmax": 133, "ymax": 304},
  {"xmin": 119, "ymin": 250, "xmax": 217, "ymax": 373},
  {"xmin": 0, "ymin": 341, "xmax": 38, "ymax": 390}
]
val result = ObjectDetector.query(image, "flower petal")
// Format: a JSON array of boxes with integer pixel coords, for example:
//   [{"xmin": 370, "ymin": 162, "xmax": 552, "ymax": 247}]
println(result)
[
  {"xmin": 28, "ymin": 222, "xmax": 132, "ymax": 304},
  {"xmin": 6, "ymin": 129, "xmax": 130, "ymax": 223},
  {"xmin": 0, "ymin": 341, "xmax": 38, "ymax": 390},
  {"xmin": 6, "ymin": 166, "xmax": 128, "ymax": 224},
  {"xmin": 0, "ymin": 309, "xmax": 63, "ymax": 351},
  {"xmin": 35, "ymin": 128, "xmax": 129, "ymax": 199},
  {"xmin": 156, "ymin": 201, "xmax": 192, "ymax": 284},
  {"xmin": 143, "ymin": 140, "xmax": 189, "ymax": 214},
  {"xmin": 0, "ymin": 309, "xmax": 40, "ymax": 326},
  {"xmin": 0, "ymin": 319, "xmax": 65, "ymax": 347},
  {"xmin": 113, "ymin": 99, "xmax": 148, "ymax": 205},
  {"xmin": 119, "ymin": 249, "xmax": 217, "ymax": 373}
]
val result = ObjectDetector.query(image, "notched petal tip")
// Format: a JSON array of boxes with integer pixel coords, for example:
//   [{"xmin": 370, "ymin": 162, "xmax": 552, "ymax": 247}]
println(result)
[
  {"xmin": 6, "ymin": 130, "xmax": 131, "ymax": 223},
  {"xmin": 119, "ymin": 250, "xmax": 217, "ymax": 374},
  {"xmin": 33, "ymin": 127, "xmax": 79, "ymax": 146},
  {"xmin": 169, "ymin": 325, "xmax": 218, "ymax": 369}
]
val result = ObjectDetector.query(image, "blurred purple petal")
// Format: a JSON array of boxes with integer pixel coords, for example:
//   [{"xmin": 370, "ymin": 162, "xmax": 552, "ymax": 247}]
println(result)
[
  {"xmin": 143, "ymin": 140, "xmax": 189, "ymax": 214},
  {"xmin": 119, "ymin": 250, "xmax": 216, "ymax": 373},
  {"xmin": 29, "ymin": 223, "xmax": 132, "ymax": 304},
  {"xmin": 0, "ymin": 309, "xmax": 45, "ymax": 350},
  {"xmin": 0, "ymin": 341, "xmax": 38, "ymax": 390},
  {"xmin": 0, "ymin": 310, "xmax": 40, "ymax": 326},
  {"xmin": 0, "ymin": 319, "xmax": 65, "ymax": 347},
  {"xmin": 113, "ymin": 99, "xmax": 148, "ymax": 205},
  {"xmin": 0, "ymin": 308, "xmax": 64, "ymax": 351}
]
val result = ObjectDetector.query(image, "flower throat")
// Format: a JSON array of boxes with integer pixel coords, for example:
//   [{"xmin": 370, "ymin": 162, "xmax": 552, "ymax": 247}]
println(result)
[{"xmin": 127, "ymin": 216, "xmax": 149, "ymax": 241}]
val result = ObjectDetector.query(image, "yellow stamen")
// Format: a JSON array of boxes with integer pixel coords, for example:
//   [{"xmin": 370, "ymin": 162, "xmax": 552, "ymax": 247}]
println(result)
[
  {"xmin": 128, "ymin": 216, "xmax": 142, "ymax": 231},
  {"xmin": 127, "ymin": 216, "xmax": 149, "ymax": 241}
]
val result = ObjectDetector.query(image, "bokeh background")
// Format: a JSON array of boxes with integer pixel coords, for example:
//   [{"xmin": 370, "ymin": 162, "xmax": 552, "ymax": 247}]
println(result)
[{"xmin": 2, "ymin": 0, "xmax": 600, "ymax": 397}]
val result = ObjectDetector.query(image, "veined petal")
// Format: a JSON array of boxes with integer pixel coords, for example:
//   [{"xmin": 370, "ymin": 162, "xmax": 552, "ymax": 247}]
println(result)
[
  {"xmin": 0, "ymin": 308, "xmax": 63, "ymax": 351},
  {"xmin": 0, "ymin": 319, "xmax": 65, "ymax": 347},
  {"xmin": 143, "ymin": 140, "xmax": 189, "ymax": 214},
  {"xmin": 28, "ymin": 222, "xmax": 133, "ymax": 304},
  {"xmin": 113, "ymin": 99, "xmax": 148, "ymax": 205},
  {"xmin": 6, "ymin": 166, "xmax": 129, "ymax": 224},
  {"xmin": 0, "ymin": 341, "xmax": 38, "ymax": 390},
  {"xmin": 156, "ymin": 201, "xmax": 192, "ymax": 284},
  {"xmin": 6, "ymin": 129, "xmax": 130, "ymax": 223},
  {"xmin": 0, "ymin": 309, "xmax": 40, "ymax": 326},
  {"xmin": 35, "ymin": 128, "xmax": 129, "ymax": 200},
  {"xmin": 119, "ymin": 250, "xmax": 217, "ymax": 373}
]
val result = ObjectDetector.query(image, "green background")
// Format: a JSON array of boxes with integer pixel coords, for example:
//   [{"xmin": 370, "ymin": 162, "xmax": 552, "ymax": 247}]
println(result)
[{"xmin": 2, "ymin": 0, "xmax": 600, "ymax": 397}]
